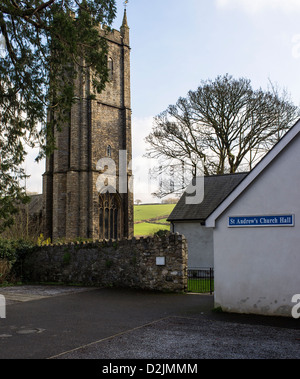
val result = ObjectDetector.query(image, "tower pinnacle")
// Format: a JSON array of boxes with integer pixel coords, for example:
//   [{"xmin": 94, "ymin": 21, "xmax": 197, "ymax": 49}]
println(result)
[
  {"xmin": 120, "ymin": 6, "xmax": 129, "ymax": 45},
  {"xmin": 122, "ymin": 8, "xmax": 128, "ymax": 28}
]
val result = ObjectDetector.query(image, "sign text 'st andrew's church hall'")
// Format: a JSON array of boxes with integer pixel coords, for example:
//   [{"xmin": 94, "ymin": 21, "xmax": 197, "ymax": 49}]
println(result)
[{"xmin": 43, "ymin": 10, "xmax": 134, "ymax": 242}]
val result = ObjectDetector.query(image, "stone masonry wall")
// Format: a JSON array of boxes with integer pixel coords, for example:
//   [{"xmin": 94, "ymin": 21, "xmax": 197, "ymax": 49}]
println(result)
[
  {"xmin": 17, "ymin": 234, "xmax": 188, "ymax": 293},
  {"xmin": 43, "ymin": 15, "xmax": 133, "ymax": 241}
]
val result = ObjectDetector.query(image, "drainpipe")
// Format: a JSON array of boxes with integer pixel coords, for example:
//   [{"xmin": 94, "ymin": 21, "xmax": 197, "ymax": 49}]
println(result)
[{"xmin": 171, "ymin": 222, "xmax": 175, "ymax": 233}]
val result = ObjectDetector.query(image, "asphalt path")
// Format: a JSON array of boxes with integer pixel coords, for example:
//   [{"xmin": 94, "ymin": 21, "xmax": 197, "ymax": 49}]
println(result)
[{"xmin": 0, "ymin": 285, "xmax": 299, "ymax": 360}]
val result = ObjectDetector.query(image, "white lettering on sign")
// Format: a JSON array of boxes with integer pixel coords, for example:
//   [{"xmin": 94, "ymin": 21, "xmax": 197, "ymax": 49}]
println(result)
[{"xmin": 229, "ymin": 215, "xmax": 294, "ymax": 228}]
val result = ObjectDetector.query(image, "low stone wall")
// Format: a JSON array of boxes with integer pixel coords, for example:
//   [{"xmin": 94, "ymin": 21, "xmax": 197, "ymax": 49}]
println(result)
[{"xmin": 16, "ymin": 234, "xmax": 188, "ymax": 293}]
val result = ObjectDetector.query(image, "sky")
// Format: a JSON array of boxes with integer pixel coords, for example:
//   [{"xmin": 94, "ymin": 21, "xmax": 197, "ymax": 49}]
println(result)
[{"xmin": 24, "ymin": 0, "xmax": 300, "ymax": 202}]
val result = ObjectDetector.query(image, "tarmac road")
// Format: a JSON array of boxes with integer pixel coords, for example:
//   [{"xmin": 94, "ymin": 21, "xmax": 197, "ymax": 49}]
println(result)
[{"xmin": 0, "ymin": 285, "xmax": 299, "ymax": 360}]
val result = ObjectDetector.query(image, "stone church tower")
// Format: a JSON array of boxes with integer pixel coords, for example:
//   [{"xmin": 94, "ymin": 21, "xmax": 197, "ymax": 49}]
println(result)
[{"xmin": 43, "ymin": 10, "xmax": 134, "ymax": 242}]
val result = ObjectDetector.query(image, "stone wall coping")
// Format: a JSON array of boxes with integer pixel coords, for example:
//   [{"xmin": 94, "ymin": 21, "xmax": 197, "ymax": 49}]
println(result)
[{"xmin": 45, "ymin": 233, "xmax": 186, "ymax": 249}]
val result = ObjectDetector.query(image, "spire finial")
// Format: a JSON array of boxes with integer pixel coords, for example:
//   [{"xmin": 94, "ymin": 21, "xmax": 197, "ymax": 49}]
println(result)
[{"xmin": 122, "ymin": 1, "xmax": 129, "ymax": 28}]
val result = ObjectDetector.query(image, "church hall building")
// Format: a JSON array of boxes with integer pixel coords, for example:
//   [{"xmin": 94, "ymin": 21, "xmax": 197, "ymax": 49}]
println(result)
[
  {"xmin": 169, "ymin": 118, "xmax": 300, "ymax": 317},
  {"xmin": 206, "ymin": 119, "xmax": 300, "ymax": 317},
  {"xmin": 43, "ymin": 10, "xmax": 134, "ymax": 242}
]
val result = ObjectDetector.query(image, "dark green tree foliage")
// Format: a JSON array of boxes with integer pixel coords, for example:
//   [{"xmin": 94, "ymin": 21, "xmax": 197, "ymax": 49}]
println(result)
[{"xmin": 0, "ymin": 0, "xmax": 116, "ymax": 231}]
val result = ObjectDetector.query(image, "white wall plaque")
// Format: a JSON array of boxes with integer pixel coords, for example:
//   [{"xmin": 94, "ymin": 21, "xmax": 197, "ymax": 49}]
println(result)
[{"xmin": 156, "ymin": 257, "xmax": 165, "ymax": 266}]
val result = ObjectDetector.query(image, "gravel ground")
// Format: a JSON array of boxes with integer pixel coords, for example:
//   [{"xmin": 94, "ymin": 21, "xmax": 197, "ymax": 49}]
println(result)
[{"xmin": 53, "ymin": 315, "xmax": 300, "ymax": 359}]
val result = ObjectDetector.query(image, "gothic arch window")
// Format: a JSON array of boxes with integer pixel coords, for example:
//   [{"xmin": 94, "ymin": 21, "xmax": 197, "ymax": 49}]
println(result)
[
  {"xmin": 99, "ymin": 192, "xmax": 121, "ymax": 240},
  {"xmin": 108, "ymin": 57, "xmax": 113, "ymax": 81},
  {"xmin": 107, "ymin": 145, "xmax": 112, "ymax": 157}
]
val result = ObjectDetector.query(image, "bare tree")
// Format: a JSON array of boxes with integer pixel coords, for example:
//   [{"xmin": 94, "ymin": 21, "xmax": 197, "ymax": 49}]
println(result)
[{"xmin": 145, "ymin": 74, "xmax": 300, "ymax": 198}]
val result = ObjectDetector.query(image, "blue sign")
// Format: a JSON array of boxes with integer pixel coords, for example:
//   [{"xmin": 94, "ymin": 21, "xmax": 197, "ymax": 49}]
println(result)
[{"xmin": 228, "ymin": 215, "xmax": 294, "ymax": 228}]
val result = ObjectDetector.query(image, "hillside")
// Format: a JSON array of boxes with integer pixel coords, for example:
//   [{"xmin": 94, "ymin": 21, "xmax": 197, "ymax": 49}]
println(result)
[{"xmin": 134, "ymin": 203, "xmax": 176, "ymax": 237}]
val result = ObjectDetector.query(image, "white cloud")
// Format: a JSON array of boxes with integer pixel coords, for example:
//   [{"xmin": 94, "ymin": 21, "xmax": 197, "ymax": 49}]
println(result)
[
  {"xmin": 132, "ymin": 155, "xmax": 158, "ymax": 203},
  {"xmin": 216, "ymin": 0, "xmax": 300, "ymax": 14},
  {"xmin": 23, "ymin": 147, "xmax": 44, "ymax": 194},
  {"xmin": 132, "ymin": 116, "xmax": 154, "ymax": 158},
  {"xmin": 132, "ymin": 116, "xmax": 160, "ymax": 203}
]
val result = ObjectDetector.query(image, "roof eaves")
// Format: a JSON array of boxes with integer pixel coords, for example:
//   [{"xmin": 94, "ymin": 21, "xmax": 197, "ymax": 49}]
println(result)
[{"xmin": 167, "ymin": 217, "xmax": 205, "ymax": 223}]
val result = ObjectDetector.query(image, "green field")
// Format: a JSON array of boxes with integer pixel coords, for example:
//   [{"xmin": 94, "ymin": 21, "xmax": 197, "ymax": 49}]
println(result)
[
  {"xmin": 134, "ymin": 203, "xmax": 176, "ymax": 237},
  {"xmin": 134, "ymin": 222, "xmax": 170, "ymax": 236},
  {"xmin": 134, "ymin": 204, "xmax": 176, "ymax": 222}
]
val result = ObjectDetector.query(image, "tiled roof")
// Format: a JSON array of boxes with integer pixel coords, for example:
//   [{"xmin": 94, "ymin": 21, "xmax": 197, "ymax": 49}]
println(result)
[{"xmin": 167, "ymin": 173, "xmax": 248, "ymax": 223}]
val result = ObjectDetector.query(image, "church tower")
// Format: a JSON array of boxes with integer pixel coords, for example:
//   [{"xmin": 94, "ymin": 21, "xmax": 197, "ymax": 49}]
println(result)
[{"xmin": 43, "ymin": 10, "xmax": 134, "ymax": 242}]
